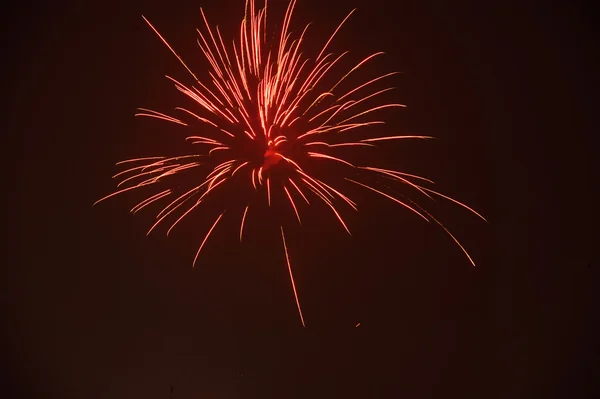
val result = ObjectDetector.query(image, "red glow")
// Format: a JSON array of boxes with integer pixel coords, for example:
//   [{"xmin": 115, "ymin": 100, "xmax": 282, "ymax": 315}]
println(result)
[{"xmin": 95, "ymin": 0, "xmax": 485, "ymax": 327}]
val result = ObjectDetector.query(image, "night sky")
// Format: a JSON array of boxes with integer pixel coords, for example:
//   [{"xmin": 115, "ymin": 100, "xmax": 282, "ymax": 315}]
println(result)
[{"xmin": 5, "ymin": 0, "xmax": 597, "ymax": 398}]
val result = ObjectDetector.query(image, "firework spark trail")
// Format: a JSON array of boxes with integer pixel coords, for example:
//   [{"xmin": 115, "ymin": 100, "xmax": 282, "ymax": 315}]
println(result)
[
  {"xmin": 95, "ymin": 0, "xmax": 485, "ymax": 327},
  {"xmin": 281, "ymin": 226, "xmax": 305, "ymax": 327}
]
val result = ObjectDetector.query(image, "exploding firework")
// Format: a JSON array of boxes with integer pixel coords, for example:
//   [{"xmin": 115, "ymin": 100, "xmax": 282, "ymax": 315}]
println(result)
[{"xmin": 96, "ymin": 0, "xmax": 486, "ymax": 327}]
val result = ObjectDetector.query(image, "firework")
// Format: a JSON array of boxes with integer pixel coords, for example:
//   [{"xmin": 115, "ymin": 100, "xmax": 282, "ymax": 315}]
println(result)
[{"xmin": 95, "ymin": 0, "xmax": 486, "ymax": 327}]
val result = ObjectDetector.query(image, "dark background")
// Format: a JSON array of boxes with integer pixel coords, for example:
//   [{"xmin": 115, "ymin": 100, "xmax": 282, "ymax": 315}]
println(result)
[{"xmin": 5, "ymin": 0, "xmax": 597, "ymax": 398}]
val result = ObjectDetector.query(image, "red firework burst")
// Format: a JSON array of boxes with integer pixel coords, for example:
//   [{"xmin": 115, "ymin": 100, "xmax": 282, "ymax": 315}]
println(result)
[{"xmin": 95, "ymin": 0, "xmax": 486, "ymax": 327}]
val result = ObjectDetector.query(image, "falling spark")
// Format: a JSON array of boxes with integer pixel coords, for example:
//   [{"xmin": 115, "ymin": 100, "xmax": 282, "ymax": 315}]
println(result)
[
  {"xmin": 281, "ymin": 226, "xmax": 305, "ymax": 327},
  {"xmin": 96, "ymin": 0, "xmax": 485, "ymax": 327}
]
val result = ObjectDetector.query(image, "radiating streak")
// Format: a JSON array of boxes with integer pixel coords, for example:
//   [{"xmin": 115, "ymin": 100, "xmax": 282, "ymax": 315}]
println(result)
[
  {"xmin": 303, "ymin": 141, "xmax": 330, "ymax": 147},
  {"xmin": 360, "ymin": 167, "xmax": 435, "ymax": 183},
  {"xmin": 131, "ymin": 190, "xmax": 171, "ymax": 214},
  {"xmin": 284, "ymin": 185, "xmax": 301, "ymax": 224},
  {"xmin": 168, "ymin": 77, "xmax": 236, "ymax": 124},
  {"xmin": 304, "ymin": 175, "xmax": 353, "ymax": 214},
  {"xmin": 175, "ymin": 107, "xmax": 219, "ymax": 128},
  {"xmin": 154, "ymin": 162, "xmax": 201, "ymax": 180},
  {"xmin": 251, "ymin": 169, "xmax": 257, "ymax": 190},
  {"xmin": 301, "ymin": 177, "xmax": 334, "ymax": 206},
  {"xmin": 346, "ymin": 178, "xmax": 429, "ymax": 221},
  {"xmin": 208, "ymin": 146, "xmax": 229, "ymax": 155},
  {"xmin": 362, "ymin": 166, "xmax": 433, "ymax": 199},
  {"xmin": 219, "ymin": 129, "xmax": 236, "ymax": 138},
  {"xmin": 283, "ymin": 55, "xmax": 334, "ymax": 116},
  {"xmin": 308, "ymin": 103, "xmax": 343, "ymax": 123},
  {"xmin": 418, "ymin": 207, "xmax": 476, "ymax": 267},
  {"xmin": 135, "ymin": 109, "xmax": 187, "ymax": 126},
  {"xmin": 336, "ymin": 72, "xmax": 399, "ymax": 103},
  {"xmin": 312, "ymin": 177, "xmax": 358, "ymax": 210},
  {"xmin": 339, "ymin": 103, "xmax": 406, "ymax": 125},
  {"xmin": 297, "ymin": 171, "xmax": 335, "ymax": 200},
  {"xmin": 200, "ymin": 9, "xmax": 235, "ymax": 80},
  {"xmin": 278, "ymin": 154, "xmax": 304, "ymax": 172},
  {"xmin": 296, "ymin": 121, "xmax": 384, "ymax": 140},
  {"xmin": 156, "ymin": 185, "xmax": 202, "ymax": 220},
  {"xmin": 329, "ymin": 52, "xmax": 386, "ymax": 94},
  {"xmin": 361, "ymin": 166, "xmax": 435, "ymax": 183},
  {"xmin": 302, "ymin": 92, "xmax": 334, "ymax": 117},
  {"xmin": 338, "ymin": 121, "xmax": 386, "ymax": 133},
  {"xmin": 361, "ymin": 135, "xmax": 433, "ymax": 142},
  {"xmin": 258, "ymin": 167, "xmax": 264, "ymax": 185},
  {"xmin": 289, "ymin": 52, "xmax": 349, "ymax": 118},
  {"xmin": 142, "ymin": 16, "xmax": 199, "ymax": 81},
  {"xmin": 193, "ymin": 212, "xmax": 225, "ymax": 267},
  {"xmin": 274, "ymin": 25, "xmax": 311, "ymax": 110},
  {"xmin": 232, "ymin": 161, "xmax": 250, "ymax": 176},
  {"xmin": 298, "ymin": 53, "xmax": 341, "ymax": 96},
  {"xmin": 299, "ymin": 177, "xmax": 351, "ymax": 234},
  {"xmin": 188, "ymin": 140, "xmax": 220, "ymax": 146},
  {"xmin": 317, "ymin": 100, "xmax": 355, "ymax": 127},
  {"xmin": 148, "ymin": 188, "xmax": 202, "ymax": 235},
  {"xmin": 307, "ymin": 151, "xmax": 355, "ymax": 167},
  {"xmin": 344, "ymin": 87, "xmax": 396, "ymax": 111},
  {"xmin": 94, "ymin": 183, "xmax": 153, "ymax": 206},
  {"xmin": 206, "ymin": 160, "xmax": 235, "ymax": 180},
  {"xmin": 129, "ymin": 155, "xmax": 203, "ymax": 175},
  {"xmin": 280, "ymin": 226, "xmax": 306, "ymax": 327},
  {"xmin": 278, "ymin": 0, "xmax": 297, "ymax": 67},
  {"xmin": 165, "ymin": 194, "xmax": 208, "ymax": 236},
  {"xmin": 420, "ymin": 187, "xmax": 487, "ymax": 222},
  {"xmin": 316, "ymin": 8, "xmax": 355, "ymax": 62},
  {"xmin": 323, "ymin": 198, "xmax": 352, "ymax": 234},
  {"xmin": 116, "ymin": 156, "xmax": 166, "ymax": 166},
  {"xmin": 155, "ymin": 173, "xmax": 225, "ymax": 236},
  {"xmin": 289, "ymin": 179, "xmax": 310, "ymax": 204},
  {"xmin": 185, "ymin": 135, "xmax": 220, "ymax": 144},
  {"xmin": 205, "ymin": 168, "xmax": 231, "ymax": 192},
  {"xmin": 113, "ymin": 162, "xmax": 165, "ymax": 180},
  {"xmin": 239, "ymin": 205, "xmax": 249, "ymax": 242},
  {"xmin": 330, "ymin": 142, "xmax": 376, "ymax": 148}
]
